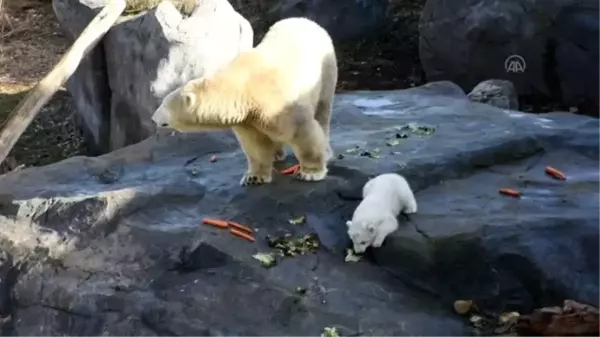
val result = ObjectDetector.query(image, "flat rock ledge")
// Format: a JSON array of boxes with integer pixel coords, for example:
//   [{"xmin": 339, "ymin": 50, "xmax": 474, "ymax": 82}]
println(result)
[{"xmin": 0, "ymin": 81, "xmax": 597, "ymax": 335}]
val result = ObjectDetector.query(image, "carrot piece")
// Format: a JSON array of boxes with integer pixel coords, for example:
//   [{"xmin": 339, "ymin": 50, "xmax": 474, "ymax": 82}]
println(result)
[
  {"xmin": 230, "ymin": 228, "xmax": 256, "ymax": 242},
  {"xmin": 228, "ymin": 221, "xmax": 253, "ymax": 233},
  {"xmin": 202, "ymin": 218, "xmax": 229, "ymax": 229},
  {"xmin": 280, "ymin": 164, "xmax": 300, "ymax": 175},
  {"xmin": 499, "ymin": 188, "xmax": 521, "ymax": 197},
  {"xmin": 545, "ymin": 166, "xmax": 566, "ymax": 180}
]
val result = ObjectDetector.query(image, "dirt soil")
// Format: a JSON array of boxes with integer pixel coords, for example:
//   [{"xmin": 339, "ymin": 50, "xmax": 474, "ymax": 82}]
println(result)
[{"xmin": 0, "ymin": 0, "xmax": 426, "ymax": 174}]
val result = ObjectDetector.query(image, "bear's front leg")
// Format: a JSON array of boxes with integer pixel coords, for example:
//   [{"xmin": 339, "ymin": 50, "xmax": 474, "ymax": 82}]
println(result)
[
  {"xmin": 371, "ymin": 217, "xmax": 398, "ymax": 248},
  {"xmin": 232, "ymin": 126, "xmax": 276, "ymax": 186},
  {"xmin": 290, "ymin": 119, "xmax": 328, "ymax": 182}
]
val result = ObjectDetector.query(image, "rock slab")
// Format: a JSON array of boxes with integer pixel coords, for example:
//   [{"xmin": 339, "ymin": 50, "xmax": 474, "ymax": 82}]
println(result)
[
  {"xmin": 419, "ymin": 0, "xmax": 599, "ymax": 111},
  {"xmin": 0, "ymin": 82, "xmax": 597, "ymax": 335},
  {"xmin": 53, "ymin": 0, "xmax": 253, "ymax": 153}
]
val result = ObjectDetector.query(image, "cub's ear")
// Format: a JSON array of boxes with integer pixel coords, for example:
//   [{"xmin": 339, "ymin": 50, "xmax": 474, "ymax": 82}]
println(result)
[
  {"xmin": 346, "ymin": 220, "xmax": 352, "ymax": 227},
  {"xmin": 366, "ymin": 223, "xmax": 375, "ymax": 233},
  {"xmin": 181, "ymin": 91, "xmax": 196, "ymax": 109}
]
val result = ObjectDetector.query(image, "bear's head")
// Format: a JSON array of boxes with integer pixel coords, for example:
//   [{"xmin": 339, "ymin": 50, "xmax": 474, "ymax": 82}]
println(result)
[
  {"xmin": 151, "ymin": 83, "xmax": 200, "ymax": 132},
  {"xmin": 346, "ymin": 219, "xmax": 378, "ymax": 254}
]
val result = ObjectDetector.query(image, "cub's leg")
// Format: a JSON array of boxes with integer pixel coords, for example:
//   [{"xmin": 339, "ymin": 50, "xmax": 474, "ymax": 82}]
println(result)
[
  {"xmin": 232, "ymin": 125, "xmax": 277, "ymax": 186},
  {"xmin": 289, "ymin": 111, "xmax": 328, "ymax": 182},
  {"xmin": 372, "ymin": 217, "xmax": 398, "ymax": 248}
]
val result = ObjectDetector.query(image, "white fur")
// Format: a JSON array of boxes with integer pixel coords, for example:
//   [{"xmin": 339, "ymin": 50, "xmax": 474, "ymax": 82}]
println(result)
[
  {"xmin": 346, "ymin": 173, "xmax": 418, "ymax": 253},
  {"xmin": 151, "ymin": 17, "xmax": 338, "ymax": 186}
]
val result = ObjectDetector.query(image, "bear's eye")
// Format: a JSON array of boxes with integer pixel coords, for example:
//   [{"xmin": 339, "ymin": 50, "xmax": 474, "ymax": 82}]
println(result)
[
  {"xmin": 161, "ymin": 123, "xmax": 168, "ymax": 127},
  {"xmin": 360, "ymin": 241, "xmax": 367, "ymax": 245}
]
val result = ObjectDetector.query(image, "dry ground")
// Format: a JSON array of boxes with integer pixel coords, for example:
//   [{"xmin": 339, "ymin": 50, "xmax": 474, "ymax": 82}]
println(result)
[
  {"xmin": 0, "ymin": 0, "xmax": 88, "ymax": 174},
  {"xmin": 0, "ymin": 0, "xmax": 425, "ymax": 174}
]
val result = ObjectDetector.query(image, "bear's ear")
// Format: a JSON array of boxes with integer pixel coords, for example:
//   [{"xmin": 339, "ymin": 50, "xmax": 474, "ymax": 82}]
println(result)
[
  {"xmin": 181, "ymin": 91, "xmax": 196, "ymax": 109},
  {"xmin": 366, "ymin": 223, "xmax": 375, "ymax": 233}
]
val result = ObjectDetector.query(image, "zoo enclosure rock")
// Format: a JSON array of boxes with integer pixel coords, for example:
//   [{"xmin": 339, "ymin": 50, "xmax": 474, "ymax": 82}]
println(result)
[
  {"xmin": 53, "ymin": 0, "xmax": 253, "ymax": 153},
  {"xmin": 260, "ymin": 0, "xmax": 389, "ymax": 42},
  {"xmin": 419, "ymin": 0, "xmax": 600, "ymax": 111},
  {"xmin": 0, "ymin": 82, "xmax": 597, "ymax": 335}
]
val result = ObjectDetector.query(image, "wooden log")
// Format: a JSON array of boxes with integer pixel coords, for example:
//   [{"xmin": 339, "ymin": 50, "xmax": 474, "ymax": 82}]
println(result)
[
  {"xmin": 0, "ymin": 0, "xmax": 126, "ymax": 167},
  {"xmin": 516, "ymin": 300, "xmax": 600, "ymax": 336}
]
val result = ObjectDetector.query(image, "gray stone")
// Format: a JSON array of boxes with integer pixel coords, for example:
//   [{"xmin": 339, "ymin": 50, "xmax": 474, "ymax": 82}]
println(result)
[
  {"xmin": 419, "ymin": 0, "xmax": 599, "ymax": 110},
  {"xmin": 0, "ymin": 81, "xmax": 597, "ymax": 335},
  {"xmin": 468, "ymin": 79, "xmax": 519, "ymax": 110},
  {"xmin": 52, "ymin": 0, "xmax": 253, "ymax": 153},
  {"xmin": 263, "ymin": 0, "xmax": 388, "ymax": 42}
]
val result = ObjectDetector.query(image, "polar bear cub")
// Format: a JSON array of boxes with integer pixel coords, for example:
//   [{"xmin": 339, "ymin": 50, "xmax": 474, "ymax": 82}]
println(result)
[
  {"xmin": 346, "ymin": 173, "xmax": 418, "ymax": 253},
  {"xmin": 151, "ymin": 17, "xmax": 338, "ymax": 186}
]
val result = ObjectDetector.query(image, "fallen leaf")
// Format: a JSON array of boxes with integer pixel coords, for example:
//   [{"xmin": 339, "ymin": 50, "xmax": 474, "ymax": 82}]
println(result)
[
  {"xmin": 453, "ymin": 300, "xmax": 473, "ymax": 315},
  {"xmin": 386, "ymin": 139, "xmax": 401, "ymax": 146}
]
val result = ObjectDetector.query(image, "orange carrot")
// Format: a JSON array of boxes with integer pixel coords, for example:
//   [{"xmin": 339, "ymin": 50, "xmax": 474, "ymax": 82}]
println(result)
[
  {"xmin": 202, "ymin": 218, "xmax": 229, "ymax": 229},
  {"xmin": 228, "ymin": 221, "xmax": 253, "ymax": 233},
  {"xmin": 280, "ymin": 164, "xmax": 300, "ymax": 175},
  {"xmin": 230, "ymin": 228, "xmax": 256, "ymax": 242},
  {"xmin": 545, "ymin": 166, "xmax": 566, "ymax": 180},
  {"xmin": 499, "ymin": 188, "xmax": 521, "ymax": 197}
]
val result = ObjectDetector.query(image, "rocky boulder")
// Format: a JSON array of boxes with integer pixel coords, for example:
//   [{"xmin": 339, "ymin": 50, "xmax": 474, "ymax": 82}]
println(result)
[
  {"xmin": 53, "ymin": 0, "xmax": 253, "ymax": 153},
  {"xmin": 0, "ymin": 82, "xmax": 597, "ymax": 335},
  {"xmin": 419, "ymin": 0, "xmax": 599, "ymax": 113},
  {"xmin": 261, "ymin": 0, "xmax": 389, "ymax": 42}
]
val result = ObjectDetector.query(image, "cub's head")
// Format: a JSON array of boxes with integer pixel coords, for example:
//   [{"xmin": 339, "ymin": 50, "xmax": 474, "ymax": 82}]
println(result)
[
  {"xmin": 346, "ymin": 219, "xmax": 378, "ymax": 254},
  {"xmin": 151, "ymin": 82, "xmax": 201, "ymax": 131}
]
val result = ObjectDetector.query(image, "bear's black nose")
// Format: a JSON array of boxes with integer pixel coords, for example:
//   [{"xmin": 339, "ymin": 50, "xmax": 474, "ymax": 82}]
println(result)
[{"xmin": 161, "ymin": 123, "xmax": 168, "ymax": 127}]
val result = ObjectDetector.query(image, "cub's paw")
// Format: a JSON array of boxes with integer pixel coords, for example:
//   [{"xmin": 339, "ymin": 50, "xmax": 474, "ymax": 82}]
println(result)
[
  {"xmin": 240, "ymin": 173, "xmax": 272, "ymax": 186},
  {"xmin": 295, "ymin": 167, "xmax": 328, "ymax": 182},
  {"xmin": 403, "ymin": 201, "xmax": 418, "ymax": 214}
]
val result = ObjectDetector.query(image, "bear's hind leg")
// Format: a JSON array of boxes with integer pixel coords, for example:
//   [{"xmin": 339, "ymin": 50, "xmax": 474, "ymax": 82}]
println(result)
[
  {"xmin": 232, "ymin": 126, "xmax": 277, "ymax": 186},
  {"xmin": 290, "ymin": 117, "xmax": 328, "ymax": 182}
]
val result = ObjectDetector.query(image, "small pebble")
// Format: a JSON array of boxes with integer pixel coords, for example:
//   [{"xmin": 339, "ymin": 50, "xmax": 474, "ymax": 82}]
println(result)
[{"xmin": 209, "ymin": 155, "xmax": 217, "ymax": 162}]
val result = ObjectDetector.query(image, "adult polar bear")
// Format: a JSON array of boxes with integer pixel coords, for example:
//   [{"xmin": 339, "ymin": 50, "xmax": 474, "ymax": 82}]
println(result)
[{"xmin": 152, "ymin": 17, "xmax": 338, "ymax": 186}]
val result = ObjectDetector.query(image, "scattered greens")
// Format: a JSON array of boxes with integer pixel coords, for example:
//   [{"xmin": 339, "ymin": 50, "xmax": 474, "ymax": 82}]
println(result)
[
  {"xmin": 288, "ymin": 215, "xmax": 306, "ymax": 225},
  {"xmin": 399, "ymin": 122, "xmax": 436, "ymax": 136},
  {"xmin": 321, "ymin": 327, "xmax": 339, "ymax": 337},
  {"xmin": 252, "ymin": 252, "xmax": 277, "ymax": 268},
  {"xmin": 344, "ymin": 249, "xmax": 362, "ymax": 263},
  {"xmin": 266, "ymin": 233, "xmax": 320, "ymax": 257}
]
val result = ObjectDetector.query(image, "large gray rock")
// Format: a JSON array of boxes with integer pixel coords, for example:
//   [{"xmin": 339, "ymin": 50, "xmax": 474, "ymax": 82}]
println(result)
[
  {"xmin": 0, "ymin": 82, "xmax": 597, "ymax": 335},
  {"xmin": 53, "ymin": 0, "xmax": 253, "ymax": 153},
  {"xmin": 419, "ymin": 0, "xmax": 599, "ymax": 112},
  {"xmin": 262, "ymin": 0, "xmax": 388, "ymax": 42}
]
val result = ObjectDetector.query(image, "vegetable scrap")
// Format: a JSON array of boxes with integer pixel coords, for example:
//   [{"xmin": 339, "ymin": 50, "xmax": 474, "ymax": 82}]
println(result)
[
  {"xmin": 499, "ymin": 188, "xmax": 521, "ymax": 198},
  {"xmin": 344, "ymin": 248, "xmax": 362, "ymax": 262},
  {"xmin": 545, "ymin": 166, "xmax": 566, "ymax": 180},
  {"xmin": 202, "ymin": 218, "xmax": 229, "ymax": 229},
  {"xmin": 201, "ymin": 218, "xmax": 256, "ymax": 242},
  {"xmin": 399, "ymin": 122, "xmax": 436, "ymax": 136},
  {"xmin": 396, "ymin": 132, "xmax": 409, "ymax": 138},
  {"xmin": 252, "ymin": 252, "xmax": 277, "ymax": 268},
  {"xmin": 230, "ymin": 228, "xmax": 255, "ymax": 242},
  {"xmin": 228, "ymin": 221, "xmax": 253, "ymax": 233},
  {"xmin": 266, "ymin": 232, "xmax": 320, "ymax": 257},
  {"xmin": 321, "ymin": 327, "xmax": 339, "ymax": 337},
  {"xmin": 345, "ymin": 145, "xmax": 361, "ymax": 154},
  {"xmin": 454, "ymin": 299, "xmax": 520, "ymax": 335},
  {"xmin": 336, "ymin": 154, "xmax": 345, "ymax": 160},
  {"xmin": 386, "ymin": 139, "xmax": 401, "ymax": 147},
  {"xmin": 288, "ymin": 215, "xmax": 306, "ymax": 225},
  {"xmin": 280, "ymin": 164, "xmax": 300, "ymax": 175}
]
